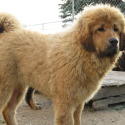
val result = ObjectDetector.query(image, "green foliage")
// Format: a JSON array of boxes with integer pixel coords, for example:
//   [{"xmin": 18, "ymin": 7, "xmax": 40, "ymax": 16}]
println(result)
[
  {"xmin": 0, "ymin": 120, "xmax": 5, "ymax": 124},
  {"xmin": 59, "ymin": 0, "xmax": 125, "ymax": 23}
]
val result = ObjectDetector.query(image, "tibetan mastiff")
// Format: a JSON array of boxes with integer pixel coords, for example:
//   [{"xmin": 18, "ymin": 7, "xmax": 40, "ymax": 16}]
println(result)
[{"xmin": 0, "ymin": 4, "xmax": 125, "ymax": 125}]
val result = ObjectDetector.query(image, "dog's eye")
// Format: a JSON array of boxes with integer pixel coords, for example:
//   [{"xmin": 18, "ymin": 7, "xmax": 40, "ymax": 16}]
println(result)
[
  {"xmin": 114, "ymin": 27, "xmax": 118, "ymax": 32},
  {"xmin": 97, "ymin": 27, "xmax": 104, "ymax": 32}
]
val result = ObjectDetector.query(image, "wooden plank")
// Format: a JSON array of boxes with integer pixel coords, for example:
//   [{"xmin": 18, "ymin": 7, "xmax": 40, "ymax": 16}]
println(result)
[
  {"xmin": 92, "ymin": 95, "xmax": 125, "ymax": 110},
  {"xmin": 93, "ymin": 85, "xmax": 125, "ymax": 100},
  {"xmin": 102, "ymin": 71, "xmax": 125, "ymax": 86}
]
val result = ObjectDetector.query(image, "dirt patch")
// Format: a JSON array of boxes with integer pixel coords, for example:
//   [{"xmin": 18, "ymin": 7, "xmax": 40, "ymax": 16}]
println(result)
[{"xmin": 0, "ymin": 94, "xmax": 125, "ymax": 125}]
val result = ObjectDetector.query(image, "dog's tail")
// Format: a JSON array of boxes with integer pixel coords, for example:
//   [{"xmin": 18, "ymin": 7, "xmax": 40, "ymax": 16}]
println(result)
[{"xmin": 0, "ymin": 13, "xmax": 21, "ymax": 33}]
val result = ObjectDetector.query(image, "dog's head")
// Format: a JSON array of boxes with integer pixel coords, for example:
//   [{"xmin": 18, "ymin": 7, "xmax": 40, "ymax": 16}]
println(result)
[{"xmin": 78, "ymin": 4, "xmax": 125, "ymax": 57}]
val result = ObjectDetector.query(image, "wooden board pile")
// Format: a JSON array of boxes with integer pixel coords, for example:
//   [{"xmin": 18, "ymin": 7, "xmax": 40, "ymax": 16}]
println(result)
[{"xmin": 90, "ymin": 71, "xmax": 125, "ymax": 110}]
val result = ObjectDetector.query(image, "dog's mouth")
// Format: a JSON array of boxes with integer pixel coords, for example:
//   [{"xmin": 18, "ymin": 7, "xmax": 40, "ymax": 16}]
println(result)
[{"xmin": 98, "ymin": 45, "xmax": 118, "ymax": 58}]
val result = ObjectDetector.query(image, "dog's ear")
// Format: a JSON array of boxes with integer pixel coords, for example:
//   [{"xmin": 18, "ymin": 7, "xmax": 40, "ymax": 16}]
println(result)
[
  {"xmin": 81, "ymin": 34, "xmax": 96, "ymax": 52},
  {"xmin": 119, "ymin": 32, "xmax": 125, "ymax": 51},
  {"xmin": 78, "ymin": 19, "xmax": 96, "ymax": 52}
]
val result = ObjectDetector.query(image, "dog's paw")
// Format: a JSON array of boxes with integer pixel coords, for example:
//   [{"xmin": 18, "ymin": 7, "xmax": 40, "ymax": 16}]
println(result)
[{"xmin": 31, "ymin": 104, "xmax": 41, "ymax": 110}]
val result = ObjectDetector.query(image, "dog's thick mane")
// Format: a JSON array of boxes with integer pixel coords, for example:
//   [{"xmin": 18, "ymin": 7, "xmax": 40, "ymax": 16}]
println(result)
[
  {"xmin": 44, "ymin": 4, "xmax": 124, "ymax": 100},
  {"xmin": 46, "ymin": 30, "xmax": 120, "ymax": 101}
]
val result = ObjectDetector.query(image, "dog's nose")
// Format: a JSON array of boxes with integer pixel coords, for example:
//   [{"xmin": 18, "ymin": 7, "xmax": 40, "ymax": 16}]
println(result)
[{"xmin": 109, "ymin": 38, "xmax": 118, "ymax": 46}]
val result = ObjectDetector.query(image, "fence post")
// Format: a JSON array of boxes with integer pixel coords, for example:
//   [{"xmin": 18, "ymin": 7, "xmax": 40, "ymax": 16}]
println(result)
[{"xmin": 72, "ymin": 0, "xmax": 75, "ymax": 22}]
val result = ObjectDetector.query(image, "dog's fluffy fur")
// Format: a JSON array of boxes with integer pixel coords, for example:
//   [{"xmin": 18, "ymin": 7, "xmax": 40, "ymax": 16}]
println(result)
[{"xmin": 0, "ymin": 4, "xmax": 125, "ymax": 125}]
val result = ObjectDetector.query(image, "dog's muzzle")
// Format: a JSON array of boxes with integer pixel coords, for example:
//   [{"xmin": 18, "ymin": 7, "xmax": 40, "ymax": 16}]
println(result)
[
  {"xmin": 99, "ymin": 38, "xmax": 118, "ymax": 57},
  {"xmin": 106, "ymin": 38, "xmax": 118, "ymax": 57}
]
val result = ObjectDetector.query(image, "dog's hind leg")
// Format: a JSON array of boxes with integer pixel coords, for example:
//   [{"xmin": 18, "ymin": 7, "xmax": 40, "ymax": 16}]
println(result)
[
  {"xmin": 0, "ymin": 85, "xmax": 14, "ymax": 112},
  {"xmin": 2, "ymin": 84, "xmax": 27, "ymax": 125},
  {"xmin": 25, "ymin": 87, "xmax": 41, "ymax": 110}
]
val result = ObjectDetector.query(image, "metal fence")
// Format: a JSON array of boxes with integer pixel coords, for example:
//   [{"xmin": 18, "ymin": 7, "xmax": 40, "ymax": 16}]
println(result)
[{"xmin": 25, "ymin": 20, "xmax": 63, "ymax": 33}]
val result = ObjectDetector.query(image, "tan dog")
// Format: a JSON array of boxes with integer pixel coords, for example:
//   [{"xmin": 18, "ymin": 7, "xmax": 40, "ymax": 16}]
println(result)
[{"xmin": 0, "ymin": 4, "xmax": 125, "ymax": 125}]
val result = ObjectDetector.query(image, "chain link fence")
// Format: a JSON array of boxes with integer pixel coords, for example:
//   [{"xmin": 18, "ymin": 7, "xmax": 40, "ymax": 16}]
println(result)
[{"xmin": 60, "ymin": 0, "xmax": 125, "ymax": 27}]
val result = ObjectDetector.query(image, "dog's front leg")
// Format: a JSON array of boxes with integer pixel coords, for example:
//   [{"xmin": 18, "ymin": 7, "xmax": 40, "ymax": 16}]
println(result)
[
  {"xmin": 74, "ymin": 103, "xmax": 84, "ymax": 125},
  {"xmin": 54, "ymin": 99, "xmax": 74, "ymax": 125}
]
